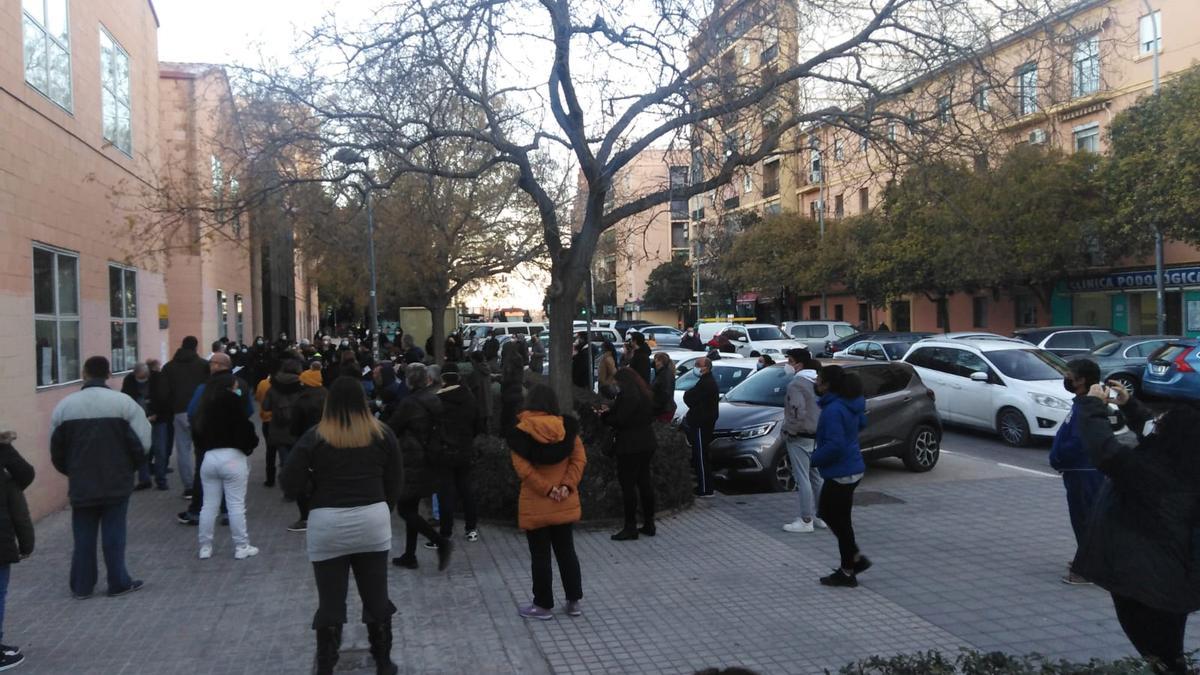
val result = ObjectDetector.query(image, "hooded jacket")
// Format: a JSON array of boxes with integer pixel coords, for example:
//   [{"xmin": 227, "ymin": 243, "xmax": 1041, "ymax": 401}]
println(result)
[
  {"xmin": 255, "ymin": 377, "xmax": 273, "ymax": 423},
  {"xmin": 437, "ymin": 381, "xmax": 481, "ymax": 466},
  {"xmin": 507, "ymin": 411, "xmax": 587, "ymax": 530},
  {"xmin": 289, "ymin": 371, "xmax": 328, "ymax": 440},
  {"xmin": 683, "ymin": 371, "xmax": 719, "ymax": 429},
  {"xmin": 1049, "ymin": 397, "xmax": 1096, "ymax": 473},
  {"xmin": 782, "ymin": 369, "xmax": 820, "ymax": 437},
  {"xmin": 603, "ymin": 388, "xmax": 657, "ymax": 455},
  {"xmin": 0, "ymin": 443, "xmax": 35, "ymax": 564},
  {"xmin": 629, "ymin": 344, "xmax": 653, "ymax": 384},
  {"xmin": 650, "ymin": 362, "xmax": 676, "ymax": 417},
  {"xmin": 467, "ymin": 361, "xmax": 493, "ymax": 422},
  {"xmin": 812, "ymin": 393, "xmax": 867, "ymax": 479},
  {"xmin": 50, "ymin": 381, "xmax": 152, "ymax": 507},
  {"xmin": 386, "ymin": 385, "xmax": 443, "ymax": 498},
  {"xmin": 193, "ymin": 389, "xmax": 259, "ymax": 456},
  {"xmin": 262, "ymin": 372, "xmax": 304, "ymax": 447},
  {"xmin": 162, "ymin": 348, "xmax": 209, "ymax": 414}
]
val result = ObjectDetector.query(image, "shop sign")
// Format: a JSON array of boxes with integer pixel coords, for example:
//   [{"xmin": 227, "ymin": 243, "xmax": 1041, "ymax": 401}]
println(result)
[{"xmin": 1065, "ymin": 266, "xmax": 1200, "ymax": 292}]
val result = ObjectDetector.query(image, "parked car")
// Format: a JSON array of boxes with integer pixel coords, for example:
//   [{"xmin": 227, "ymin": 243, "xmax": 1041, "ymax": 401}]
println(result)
[
  {"xmin": 781, "ymin": 321, "xmax": 857, "ymax": 354},
  {"xmin": 902, "ymin": 338, "xmax": 1072, "ymax": 446},
  {"xmin": 614, "ymin": 319, "xmax": 654, "ymax": 338},
  {"xmin": 630, "ymin": 325, "xmax": 684, "ymax": 347},
  {"xmin": 825, "ymin": 331, "xmax": 934, "ymax": 359},
  {"xmin": 574, "ymin": 319, "xmax": 617, "ymax": 331},
  {"xmin": 705, "ymin": 361, "xmax": 942, "ymax": 492},
  {"xmin": 833, "ymin": 339, "xmax": 913, "ymax": 362},
  {"xmin": 670, "ymin": 357, "xmax": 759, "ymax": 425},
  {"xmin": 1012, "ymin": 326, "xmax": 1123, "ymax": 358},
  {"xmin": 699, "ymin": 323, "xmax": 804, "ymax": 358},
  {"xmin": 1142, "ymin": 339, "xmax": 1200, "ymax": 401},
  {"xmin": 1067, "ymin": 335, "xmax": 1179, "ymax": 396},
  {"xmin": 461, "ymin": 321, "xmax": 544, "ymax": 351}
]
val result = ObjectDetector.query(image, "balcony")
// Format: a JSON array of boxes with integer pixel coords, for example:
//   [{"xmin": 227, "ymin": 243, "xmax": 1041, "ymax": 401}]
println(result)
[
  {"xmin": 723, "ymin": 196, "xmax": 741, "ymax": 210},
  {"xmin": 760, "ymin": 42, "xmax": 779, "ymax": 64},
  {"xmin": 762, "ymin": 178, "xmax": 779, "ymax": 198}
]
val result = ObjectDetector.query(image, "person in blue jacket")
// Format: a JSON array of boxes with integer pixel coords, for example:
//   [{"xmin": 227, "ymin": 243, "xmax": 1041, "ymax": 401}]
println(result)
[
  {"xmin": 1050, "ymin": 358, "xmax": 1106, "ymax": 585},
  {"xmin": 811, "ymin": 365, "xmax": 870, "ymax": 588}
]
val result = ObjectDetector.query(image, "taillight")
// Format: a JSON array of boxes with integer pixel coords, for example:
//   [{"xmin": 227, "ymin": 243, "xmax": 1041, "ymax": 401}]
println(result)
[{"xmin": 1175, "ymin": 347, "xmax": 1195, "ymax": 373}]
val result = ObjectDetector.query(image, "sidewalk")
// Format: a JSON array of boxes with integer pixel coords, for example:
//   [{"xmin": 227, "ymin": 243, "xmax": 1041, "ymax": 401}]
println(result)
[{"xmin": 8, "ymin": 451, "xmax": 1193, "ymax": 674}]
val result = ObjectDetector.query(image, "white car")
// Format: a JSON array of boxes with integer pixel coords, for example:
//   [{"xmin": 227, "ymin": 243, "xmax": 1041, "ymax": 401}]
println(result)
[
  {"xmin": 901, "ymin": 338, "xmax": 1072, "ymax": 447},
  {"xmin": 697, "ymin": 323, "xmax": 804, "ymax": 359},
  {"xmin": 632, "ymin": 325, "xmax": 684, "ymax": 347},
  {"xmin": 670, "ymin": 357, "xmax": 759, "ymax": 426}
]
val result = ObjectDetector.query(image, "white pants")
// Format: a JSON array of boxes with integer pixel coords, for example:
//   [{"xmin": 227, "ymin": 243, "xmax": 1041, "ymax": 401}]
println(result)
[
  {"xmin": 198, "ymin": 448, "xmax": 250, "ymax": 549},
  {"xmin": 785, "ymin": 435, "xmax": 823, "ymax": 521}
]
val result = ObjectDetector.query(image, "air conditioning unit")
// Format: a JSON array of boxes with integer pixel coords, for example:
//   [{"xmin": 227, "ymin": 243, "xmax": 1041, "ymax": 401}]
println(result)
[{"xmin": 1029, "ymin": 129, "xmax": 1047, "ymax": 144}]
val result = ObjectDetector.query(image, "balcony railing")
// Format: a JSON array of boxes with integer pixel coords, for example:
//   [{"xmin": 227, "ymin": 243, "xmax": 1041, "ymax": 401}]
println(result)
[
  {"xmin": 723, "ymin": 196, "xmax": 740, "ymax": 210},
  {"xmin": 763, "ymin": 178, "xmax": 780, "ymax": 198}
]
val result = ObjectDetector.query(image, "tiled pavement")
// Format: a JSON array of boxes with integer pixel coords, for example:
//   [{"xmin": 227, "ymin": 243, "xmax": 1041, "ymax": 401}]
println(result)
[{"xmin": 8, "ymin": 450, "xmax": 1196, "ymax": 674}]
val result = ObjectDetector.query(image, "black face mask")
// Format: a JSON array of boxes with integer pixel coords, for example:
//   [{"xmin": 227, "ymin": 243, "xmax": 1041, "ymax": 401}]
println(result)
[{"xmin": 1063, "ymin": 376, "xmax": 1075, "ymax": 394}]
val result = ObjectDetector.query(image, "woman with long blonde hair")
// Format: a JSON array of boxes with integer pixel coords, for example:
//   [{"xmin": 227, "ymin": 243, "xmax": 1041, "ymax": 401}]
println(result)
[{"xmin": 282, "ymin": 376, "xmax": 402, "ymax": 675}]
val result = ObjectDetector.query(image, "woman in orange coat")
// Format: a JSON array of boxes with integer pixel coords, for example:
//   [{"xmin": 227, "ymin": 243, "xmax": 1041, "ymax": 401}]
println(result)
[{"xmin": 506, "ymin": 384, "xmax": 587, "ymax": 621}]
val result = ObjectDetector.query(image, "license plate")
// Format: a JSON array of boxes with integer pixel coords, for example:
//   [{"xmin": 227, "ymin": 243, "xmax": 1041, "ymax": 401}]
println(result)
[{"xmin": 1151, "ymin": 364, "xmax": 1169, "ymax": 376}]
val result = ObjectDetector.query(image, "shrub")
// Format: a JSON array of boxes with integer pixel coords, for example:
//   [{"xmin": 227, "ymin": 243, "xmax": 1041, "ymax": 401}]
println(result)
[
  {"xmin": 472, "ymin": 375, "xmax": 695, "ymax": 524},
  {"xmin": 832, "ymin": 650, "xmax": 1187, "ymax": 675}
]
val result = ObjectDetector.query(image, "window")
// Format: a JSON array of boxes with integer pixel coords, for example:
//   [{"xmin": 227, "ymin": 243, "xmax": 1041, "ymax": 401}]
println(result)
[
  {"xmin": 834, "ymin": 194, "xmax": 844, "ymax": 219},
  {"xmin": 216, "ymin": 290, "xmax": 229, "ymax": 340},
  {"xmin": 1017, "ymin": 63, "xmax": 1038, "ymax": 116},
  {"xmin": 808, "ymin": 305, "xmax": 821, "ymax": 320},
  {"xmin": 34, "ymin": 245, "xmax": 80, "ymax": 386},
  {"xmin": 99, "ymin": 28, "xmax": 131, "ymax": 154},
  {"xmin": 739, "ymin": 45, "xmax": 751, "ymax": 66},
  {"xmin": 108, "ymin": 264, "xmax": 138, "ymax": 372},
  {"xmin": 1015, "ymin": 296, "xmax": 1038, "ymax": 327},
  {"xmin": 742, "ymin": 173, "xmax": 753, "ymax": 194},
  {"xmin": 1139, "ymin": 11, "xmax": 1161, "ymax": 55},
  {"xmin": 834, "ymin": 139, "xmax": 844, "ymax": 161},
  {"xmin": 887, "ymin": 122, "xmax": 897, "ymax": 141},
  {"xmin": 764, "ymin": 202, "xmax": 781, "ymax": 215},
  {"xmin": 234, "ymin": 294, "xmax": 245, "ymax": 343},
  {"xmin": 1072, "ymin": 36, "xmax": 1100, "ymax": 98},
  {"xmin": 1074, "ymin": 123, "xmax": 1099, "ymax": 153},
  {"xmin": 229, "ymin": 176, "xmax": 242, "ymax": 236},
  {"xmin": 809, "ymin": 201, "xmax": 818, "ymax": 220},
  {"xmin": 859, "ymin": 134, "xmax": 868, "ymax": 152},
  {"xmin": 22, "ymin": 0, "xmax": 72, "ymax": 110},
  {"xmin": 762, "ymin": 161, "xmax": 780, "ymax": 197},
  {"xmin": 937, "ymin": 95, "xmax": 951, "ymax": 124},
  {"xmin": 669, "ymin": 166, "xmax": 689, "ymax": 219},
  {"xmin": 671, "ymin": 221, "xmax": 689, "ymax": 250},
  {"xmin": 974, "ymin": 85, "xmax": 990, "ymax": 111},
  {"xmin": 834, "ymin": 304, "xmax": 844, "ymax": 321},
  {"xmin": 949, "ymin": 350, "xmax": 990, "ymax": 379},
  {"xmin": 835, "ymin": 324, "xmax": 856, "ymax": 338},
  {"xmin": 858, "ymin": 187, "xmax": 869, "ymax": 212},
  {"xmin": 935, "ymin": 298, "xmax": 948, "ymax": 328},
  {"xmin": 809, "ymin": 149, "xmax": 821, "ymax": 184},
  {"xmin": 972, "ymin": 296, "xmax": 988, "ymax": 328},
  {"xmin": 858, "ymin": 303, "xmax": 870, "ymax": 326},
  {"xmin": 1127, "ymin": 340, "xmax": 1168, "ymax": 358}
]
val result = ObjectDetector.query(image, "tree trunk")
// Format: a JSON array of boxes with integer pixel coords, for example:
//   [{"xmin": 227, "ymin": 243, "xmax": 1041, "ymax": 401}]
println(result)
[
  {"xmin": 429, "ymin": 300, "xmax": 448, "ymax": 364},
  {"xmin": 546, "ymin": 285, "xmax": 578, "ymax": 406}
]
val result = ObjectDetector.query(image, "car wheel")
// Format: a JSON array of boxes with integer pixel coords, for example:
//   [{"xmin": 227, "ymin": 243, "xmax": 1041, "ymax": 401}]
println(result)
[
  {"xmin": 902, "ymin": 424, "xmax": 940, "ymax": 472},
  {"xmin": 1109, "ymin": 373, "xmax": 1138, "ymax": 397},
  {"xmin": 769, "ymin": 451, "xmax": 797, "ymax": 493},
  {"xmin": 997, "ymin": 407, "xmax": 1031, "ymax": 447}
]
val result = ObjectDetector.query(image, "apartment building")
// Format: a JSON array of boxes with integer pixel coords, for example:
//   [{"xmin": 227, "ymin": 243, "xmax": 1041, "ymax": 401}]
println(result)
[{"xmin": 692, "ymin": 0, "xmax": 1200, "ymax": 336}]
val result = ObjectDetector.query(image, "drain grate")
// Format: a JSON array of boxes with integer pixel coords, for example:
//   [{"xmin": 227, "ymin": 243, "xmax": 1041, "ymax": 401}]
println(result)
[{"xmin": 854, "ymin": 490, "xmax": 905, "ymax": 506}]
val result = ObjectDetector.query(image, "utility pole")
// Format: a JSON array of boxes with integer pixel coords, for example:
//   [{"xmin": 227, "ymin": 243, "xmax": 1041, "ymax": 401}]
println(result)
[
  {"xmin": 818, "ymin": 177, "xmax": 828, "ymax": 320},
  {"xmin": 1143, "ymin": 0, "xmax": 1165, "ymax": 334},
  {"xmin": 586, "ymin": 267, "xmax": 595, "ymax": 391}
]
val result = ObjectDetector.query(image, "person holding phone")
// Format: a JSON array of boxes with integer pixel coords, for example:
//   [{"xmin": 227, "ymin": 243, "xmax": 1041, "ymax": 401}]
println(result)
[{"xmin": 1050, "ymin": 359, "xmax": 1106, "ymax": 585}]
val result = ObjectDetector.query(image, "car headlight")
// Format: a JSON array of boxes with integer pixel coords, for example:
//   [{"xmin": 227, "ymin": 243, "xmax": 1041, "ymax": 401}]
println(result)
[
  {"xmin": 732, "ymin": 422, "xmax": 777, "ymax": 440},
  {"xmin": 1029, "ymin": 393, "xmax": 1072, "ymax": 410}
]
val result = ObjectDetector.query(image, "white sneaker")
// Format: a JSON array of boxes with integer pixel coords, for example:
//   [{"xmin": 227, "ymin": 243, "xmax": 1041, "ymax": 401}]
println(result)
[
  {"xmin": 198, "ymin": 545, "xmax": 212, "ymax": 560},
  {"xmin": 814, "ymin": 518, "xmax": 828, "ymax": 529},
  {"xmin": 782, "ymin": 518, "xmax": 815, "ymax": 533},
  {"xmin": 233, "ymin": 544, "xmax": 259, "ymax": 560}
]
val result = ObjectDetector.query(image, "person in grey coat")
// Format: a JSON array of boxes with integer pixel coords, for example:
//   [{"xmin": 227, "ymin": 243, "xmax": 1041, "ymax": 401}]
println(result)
[{"xmin": 782, "ymin": 349, "xmax": 823, "ymax": 533}]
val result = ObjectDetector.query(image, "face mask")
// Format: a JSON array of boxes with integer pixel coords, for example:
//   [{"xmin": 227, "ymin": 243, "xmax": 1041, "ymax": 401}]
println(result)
[
  {"xmin": 233, "ymin": 389, "xmax": 242, "ymax": 397},
  {"xmin": 1062, "ymin": 376, "xmax": 1075, "ymax": 394},
  {"xmin": 256, "ymin": 340, "xmax": 264, "ymax": 346}
]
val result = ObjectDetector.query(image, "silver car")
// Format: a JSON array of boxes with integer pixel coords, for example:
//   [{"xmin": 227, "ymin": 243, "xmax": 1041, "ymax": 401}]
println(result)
[{"xmin": 781, "ymin": 321, "xmax": 858, "ymax": 355}]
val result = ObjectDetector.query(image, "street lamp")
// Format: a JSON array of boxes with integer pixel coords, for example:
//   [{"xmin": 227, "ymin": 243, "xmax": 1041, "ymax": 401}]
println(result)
[
  {"xmin": 333, "ymin": 147, "xmax": 380, "ymax": 363},
  {"xmin": 1142, "ymin": 0, "xmax": 1165, "ymax": 334}
]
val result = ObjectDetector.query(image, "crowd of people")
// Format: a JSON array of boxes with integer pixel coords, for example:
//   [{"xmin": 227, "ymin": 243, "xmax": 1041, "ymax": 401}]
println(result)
[{"xmin": 0, "ymin": 321, "xmax": 1190, "ymax": 673}]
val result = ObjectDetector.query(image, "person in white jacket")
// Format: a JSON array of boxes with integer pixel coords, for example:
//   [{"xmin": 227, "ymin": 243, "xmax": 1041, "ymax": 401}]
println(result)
[{"xmin": 781, "ymin": 349, "xmax": 826, "ymax": 533}]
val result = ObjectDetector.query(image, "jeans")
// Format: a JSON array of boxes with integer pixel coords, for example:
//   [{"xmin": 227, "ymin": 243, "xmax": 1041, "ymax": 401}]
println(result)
[
  {"xmin": 616, "ymin": 452, "xmax": 655, "ymax": 529},
  {"xmin": 70, "ymin": 498, "xmax": 133, "ymax": 596},
  {"xmin": 684, "ymin": 422, "xmax": 715, "ymax": 496},
  {"xmin": 311, "ymin": 551, "xmax": 395, "ymax": 629},
  {"xmin": 198, "ymin": 449, "xmax": 250, "ymax": 549},
  {"xmin": 785, "ymin": 435, "xmax": 823, "ymax": 520},
  {"xmin": 1112, "ymin": 594, "xmax": 1189, "ymax": 674},
  {"xmin": 1063, "ymin": 470, "xmax": 1105, "ymax": 547},
  {"xmin": 396, "ymin": 497, "xmax": 444, "ymax": 557},
  {"xmin": 526, "ymin": 524, "xmax": 582, "ymax": 610},
  {"xmin": 173, "ymin": 413, "xmax": 195, "ymax": 490},
  {"xmin": 439, "ymin": 464, "xmax": 478, "ymax": 537},
  {"xmin": 0, "ymin": 563, "xmax": 9, "ymax": 643},
  {"xmin": 150, "ymin": 422, "xmax": 170, "ymax": 488},
  {"xmin": 818, "ymin": 479, "xmax": 861, "ymax": 571},
  {"xmin": 262, "ymin": 423, "xmax": 275, "ymax": 484}
]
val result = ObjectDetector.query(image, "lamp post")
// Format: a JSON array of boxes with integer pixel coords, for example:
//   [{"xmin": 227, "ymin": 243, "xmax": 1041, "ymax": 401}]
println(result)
[
  {"xmin": 1142, "ymin": 0, "xmax": 1164, "ymax": 334},
  {"xmin": 333, "ymin": 148, "xmax": 380, "ymax": 363}
]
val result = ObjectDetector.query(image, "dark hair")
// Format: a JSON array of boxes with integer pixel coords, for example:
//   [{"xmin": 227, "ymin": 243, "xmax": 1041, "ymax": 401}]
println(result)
[
  {"xmin": 759, "ymin": 354, "xmax": 776, "ymax": 366},
  {"xmin": 469, "ymin": 351, "xmax": 484, "ymax": 364},
  {"xmin": 820, "ymin": 365, "xmax": 863, "ymax": 399},
  {"xmin": 194, "ymin": 373, "xmax": 237, "ymax": 435},
  {"xmin": 523, "ymin": 383, "xmax": 560, "ymax": 416},
  {"xmin": 211, "ymin": 340, "xmax": 224, "ymax": 353},
  {"xmin": 279, "ymin": 359, "xmax": 303, "ymax": 376},
  {"xmin": 318, "ymin": 376, "xmax": 383, "ymax": 448},
  {"xmin": 785, "ymin": 347, "xmax": 812, "ymax": 364},
  {"xmin": 615, "ymin": 367, "xmax": 653, "ymax": 404},
  {"xmin": 1067, "ymin": 358, "xmax": 1101, "ymax": 387},
  {"xmin": 83, "ymin": 355, "xmax": 110, "ymax": 380},
  {"xmin": 182, "ymin": 336, "xmax": 199, "ymax": 350},
  {"xmin": 600, "ymin": 340, "xmax": 617, "ymax": 358},
  {"xmin": 630, "ymin": 332, "xmax": 646, "ymax": 346}
]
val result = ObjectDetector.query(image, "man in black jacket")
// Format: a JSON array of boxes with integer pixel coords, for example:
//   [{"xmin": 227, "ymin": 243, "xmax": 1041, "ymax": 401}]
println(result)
[
  {"xmin": 682, "ymin": 358, "xmax": 719, "ymax": 498},
  {"xmin": 628, "ymin": 332, "xmax": 653, "ymax": 385},
  {"xmin": 51, "ymin": 356, "xmax": 151, "ymax": 599},
  {"xmin": 435, "ymin": 364, "xmax": 482, "ymax": 542},
  {"xmin": 161, "ymin": 336, "xmax": 209, "ymax": 498}
]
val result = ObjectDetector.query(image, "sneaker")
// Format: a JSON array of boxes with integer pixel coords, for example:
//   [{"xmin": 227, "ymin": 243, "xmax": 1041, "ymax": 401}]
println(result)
[
  {"xmin": 610, "ymin": 528, "xmax": 639, "ymax": 541},
  {"xmin": 176, "ymin": 512, "xmax": 198, "ymax": 526},
  {"xmin": 565, "ymin": 600, "xmax": 583, "ymax": 617},
  {"xmin": 71, "ymin": 590, "xmax": 93, "ymax": 600},
  {"xmin": 198, "ymin": 545, "xmax": 213, "ymax": 560},
  {"xmin": 518, "ymin": 603, "xmax": 554, "ymax": 621},
  {"xmin": 1062, "ymin": 572, "xmax": 1092, "ymax": 585},
  {"xmin": 437, "ymin": 539, "xmax": 454, "ymax": 572},
  {"xmin": 819, "ymin": 569, "xmax": 858, "ymax": 588},
  {"xmin": 107, "ymin": 580, "xmax": 145, "ymax": 597},
  {"xmin": 234, "ymin": 545, "xmax": 259, "ymax": 560},
  {"xmin": 423, "ymin": 540, "xmax": 441, "ymax": 550},
  {"xmin": 0, "ymin": 645, "xmax": 21, "ymax": 658},
  {"xmin": 134, "ymin": 481, "xmax": 152, "ymax": 491},
  {"xmin": 638, "ymin": 524, "xmax": 656, "ymax": 537},
  {"xmin": 783, "ymin": 518, "xmax": 815, "ymax": 533},
  {"xmin": 181, "ymin": 489, "xmax": 193, "ymax": 499},
  {"xmin": 392, "ymin": 555, "xmax": 418, "ymax": 570},
  {"xmin": 287, "ymin": 520, "xmax": 307, "ymax": 532},
  {"xmin": 814, "ymin": 518, "xmax": 828, "ymax": 529},
  {"xmin": 853, "ymin": 556, "xmax": 873, "ymax": 575},
  {"xmin": 0, "ymin": 650, "xmax": 25, "ymax": 671},
  {"xmin": 465, "ymin": 529, "xmax": 479, "ymax": 542}
]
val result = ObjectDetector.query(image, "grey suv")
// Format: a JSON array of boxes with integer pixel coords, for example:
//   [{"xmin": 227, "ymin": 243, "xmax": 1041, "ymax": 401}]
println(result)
[
  {"xmin": 706, "ymin": 361, "xmax": 942, "ymax": 492},
  {"xmin": 781, "ymin": 321, "xmax": 857, "ymax": 355}
]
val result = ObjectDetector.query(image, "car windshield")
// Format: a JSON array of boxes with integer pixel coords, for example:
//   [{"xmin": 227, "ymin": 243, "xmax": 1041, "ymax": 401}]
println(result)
[
  {"xmin": 882, "ymin": 343, "xmax": 909, "ymax": 360},
  {"xmin": 676, "ymin": 365, "xmax": 755, "ymax": 392},
  {"xmin": 723, "ymin": 366, "xmax": 790, "ymax": 406},
  {"xmin": 984, "ymin": 349, "xmax": 1068, "ymax": 381},
  {"xmin": 748, "ymin": 326, "xmax": 786, "ymax": 341},
  {"xmin": 1090, "ymin": 340, "xmax": 1122, "ymax": 357}
]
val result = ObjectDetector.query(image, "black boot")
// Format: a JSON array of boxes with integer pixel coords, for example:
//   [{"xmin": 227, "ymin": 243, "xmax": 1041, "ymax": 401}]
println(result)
[
  {"xmin": 366, "ymin": 620, "xmax": 399, "ymax": 675},
  {"xmin": 315, "ymin": 625, "xmax": 342, "ymax": 675}
]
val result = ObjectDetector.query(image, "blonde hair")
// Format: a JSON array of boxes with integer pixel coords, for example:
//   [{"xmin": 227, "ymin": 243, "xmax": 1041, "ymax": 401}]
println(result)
[{"xmin": 316, "ymin": 376, "xmax": 385, "ymax": 448}]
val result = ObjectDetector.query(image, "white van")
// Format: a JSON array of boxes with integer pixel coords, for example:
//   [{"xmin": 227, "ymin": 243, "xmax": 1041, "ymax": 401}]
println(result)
[{"xmin": 461, "ymin": 322, "xmax": 545, "ymax": 351}]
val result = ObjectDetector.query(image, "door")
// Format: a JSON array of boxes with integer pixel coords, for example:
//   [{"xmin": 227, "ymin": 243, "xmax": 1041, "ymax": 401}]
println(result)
[
  {"xmin": 856, "ymin": 364, "xmax": 912, "ymax": 452},
  {"xmin": 864, "ymin": 342, "xmax": 888, "ymax": 361},
  {"xmin": 904, "ymin": 346, "xmax": 958, "ymax": 422},
  {"xmin": 946, "ymin": 348, "xmax": 1001, "ymax": 428}
]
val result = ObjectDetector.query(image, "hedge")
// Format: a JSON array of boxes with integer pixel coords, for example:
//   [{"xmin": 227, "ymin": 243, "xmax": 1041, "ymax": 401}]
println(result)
[
  {"xmin": 470, "ymin": 374, "xmax": 696, "ymax": 525},
  {"xmin": 831, "ymin": 650, "xmax": 1191, "ymax": 674}
]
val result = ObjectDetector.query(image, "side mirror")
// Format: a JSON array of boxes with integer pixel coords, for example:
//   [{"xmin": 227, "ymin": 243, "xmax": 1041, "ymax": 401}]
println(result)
[
  {"xmin": 734, "ymin": 335, "xmax": 748, "ymax": 342},
  {"xmin": 969, "ymin": 371, "xmax": 989, "ymax": 382}
]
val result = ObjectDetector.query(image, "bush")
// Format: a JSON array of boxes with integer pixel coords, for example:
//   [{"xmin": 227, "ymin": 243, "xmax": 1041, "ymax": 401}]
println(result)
[
  {"xmin": 833, "ymin": 650, "xmax": 1188, "ymax": 675},
  {"xmin": 472, "ymin": 375, "xmax": 695, "ymax": 525}
]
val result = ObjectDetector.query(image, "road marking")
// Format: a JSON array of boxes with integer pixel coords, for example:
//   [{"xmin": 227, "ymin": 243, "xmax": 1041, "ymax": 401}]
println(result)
[{"xmin": 996, "ymin": 463, "xmax": 1058, "ymax": 478}]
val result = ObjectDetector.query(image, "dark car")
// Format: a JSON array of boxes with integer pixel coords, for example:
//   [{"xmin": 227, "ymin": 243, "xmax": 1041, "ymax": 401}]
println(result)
[
  {"xmin": 706, "ymin": 361, "xmax": 943, "ymax": 492},
  {"xmin": 1068, "ymin": 335, "xmax": 1179, "ymax": 396},
  {"xmin": 614, "ymin": 319, "xmax": 654, "ymax": 338},
  {"xmin": 1012, "ymin": 326, "xmax": 1123, "ymax": 358},
  {"xmin": 824, "ymin": 331, "xmax": 934, "ymax": 358}
]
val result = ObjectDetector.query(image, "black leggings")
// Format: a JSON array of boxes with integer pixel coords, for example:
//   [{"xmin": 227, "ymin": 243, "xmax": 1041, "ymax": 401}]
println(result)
[
  {"xmin": 1112, "ymin": 594, "xmax": 1189, "ymax": 674},
  {"xmin": 310, "ymin": 551, "xmax": 395, "ymax": 629},
  {"xmin": 527, "ymin": 524, "xmax": 582, "ymax": 610},
  {"xmin": 616, "ymin": 453, "xmax": 655, "ymax": 529},
  {"xmin": 439, "ymin": 465, "xmax": 478, "ymax": 537},
  {"xmin": 396, "ymin": 497, "xmax": 444, "ymax": 557},
  {"xmin": 817, "ymin": 479, "xmax": 861, "ymax": 571}
]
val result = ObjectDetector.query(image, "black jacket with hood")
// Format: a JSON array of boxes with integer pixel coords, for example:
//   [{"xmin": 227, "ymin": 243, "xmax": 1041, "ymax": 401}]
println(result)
[
  {"xmin": 437, "ymin": 380, "xmax": 481, "ymax": 467},
  {"xmin": 386, "ymin": 386, "xmax": 444, "ymax": 498},
  {"xmin": 0, "ymin": 442, "xmax": 35, "ymax": 564},
  {"xmin": 603, "ymin": 387, "xmax": 658, "ymax": 455},
  {"xmin": 193, "ymin": 389, "xmax": 259, "ymax": 456},
  {"xmin": 162, "ymin": 348, "xmax": 209, "ymax": 414},
  {"xmin": 262, "ymin": 372, "xmax": 304, "ymax": 446}
]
